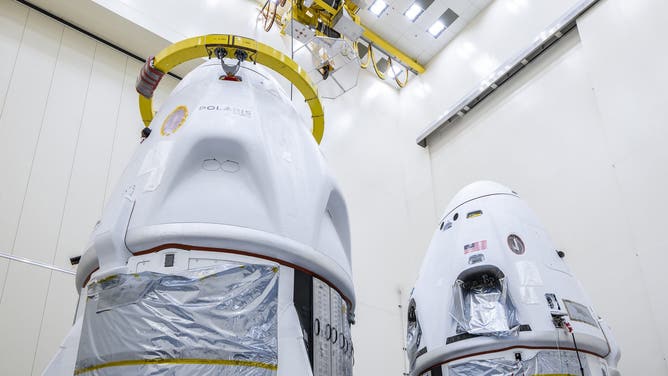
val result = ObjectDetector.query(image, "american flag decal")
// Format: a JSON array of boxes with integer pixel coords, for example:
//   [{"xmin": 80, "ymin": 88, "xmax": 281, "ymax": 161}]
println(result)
[{"xmin": 464, "ymin": 240, "xmax": 487, "ymax": 254}]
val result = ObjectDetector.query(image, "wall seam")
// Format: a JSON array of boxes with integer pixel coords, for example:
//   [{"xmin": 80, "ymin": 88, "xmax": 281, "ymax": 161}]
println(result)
[
  {"xmin": 0, "ymin": 3, "xmax": 28, "ymax": 130},
  {"xmin": 28, "ymin": 39, "xmax": 98, "ymax": 376},
  {"xmin": 0, "ymin": 11, "xmax": 64, "ymax": 304},
  {"xmin": 19, "ymin": 18, "xmax": 67, "ymax": 375},
  {"xmin": 0, "ymin": 0, "xmax": 29, "ymax": 305},
  {"xmin": 101, "ymin": 55, "xmax": 131, "ymax": 205}
]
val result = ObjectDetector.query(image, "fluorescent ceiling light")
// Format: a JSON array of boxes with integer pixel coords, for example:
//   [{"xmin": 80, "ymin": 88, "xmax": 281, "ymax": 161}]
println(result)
[
  {"xmin": 404, "ymin": 3, "xmax": 424, "ymax": 21},
  {"xmin": 428, "ymin": 8, "xmax": 458, "ymax": 38},
  {"xmin": 404, "ymin": 0, "xmax": 433, "ymax": 22},
  {"xmin": 427, "ymin": 20, "xmax": 445, "ymax": 37},
  {"xmin": 369, "ymin": 0, "xmax": 388, "ymax": 17}
]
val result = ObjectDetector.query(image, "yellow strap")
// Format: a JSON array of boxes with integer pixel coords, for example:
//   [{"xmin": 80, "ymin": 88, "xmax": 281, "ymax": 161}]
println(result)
[
  {"xmin": 74, "ymin": 358, "xmax": 278, "ymax": 375},
  {"xmin": 368, "ymin": 44, "xmax": 386, "ymax": 80},
  {"xmin": 355, "ymin": 41, "xmax": 370, "ymax": 69},
  {"xmin": 139, "ymin": 34, "xmax": 325, "ymax": 144}
]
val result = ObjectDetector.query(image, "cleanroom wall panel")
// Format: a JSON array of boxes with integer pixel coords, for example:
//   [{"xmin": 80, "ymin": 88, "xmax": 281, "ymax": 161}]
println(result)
[
  {"xmin": 0, "ymin": 11, "xmax": 64, "ymax": 374},
  {"xmin": 31, "ymin": 272, "xmax": 78, "ymax": 375},
  {"xmin": 0, "ymin": 8, "xmax": 61, "ymax": 292},
  {"xmin": 0, "ymin": 1, "xmax": 180, "ymax": 373},
  {"xmin": 0, "ymin": 258, "xmax": 6, "ymax": 316},
  {"xmin": 47, "ymin": 43, "xmax": 126, "ymax": 273},
  {"xmin": 0, "ymin": 27, "xmax": 94, "ymax": 376},
  {"xmin": 0, "ymin": 0, "xmax": 28, "ymax": 327},
  {"xmin": 66, "ymin": 42, "xmax": 127, "ymax": 230},
  {"xmin": 613, "ymin": 147, "xmax": 668, "ymax": 367},
  {"xmin": 0, "ymin": 0, "xmax": 27, "ymax": 116},
  {"xmin": 577, "ymin": 0, "xmax": 668, "ymax": 367},
  {"xmin": 11, "ymin": 28, "xmax": 96, "ymax": 264},
  {"xmin": 0, "ymin": 262, "xmax": 52, "ymax": 376},
  {"xmin": 0, "ymin": 9, "xmax": 85, "ymax": 376}
]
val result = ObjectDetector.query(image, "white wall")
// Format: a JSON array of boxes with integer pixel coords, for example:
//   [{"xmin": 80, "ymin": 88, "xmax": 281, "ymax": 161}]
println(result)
[
  {"xmin": 0, "ymin": 1, "xmax": 176, "ymax": 374},
  {"xmin": 404, "ymin": 0, "xmax": 668, "ymax": 374},
  {"xmin": 577, "ymin": 0, "xmax": 668, "ymax": 369}
]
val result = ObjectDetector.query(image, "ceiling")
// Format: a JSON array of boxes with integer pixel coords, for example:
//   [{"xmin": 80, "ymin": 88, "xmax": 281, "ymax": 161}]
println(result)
[
  {"xmin": 23, "ymin": 0, "xmax": 491, "ymax": 81},
  {"xmin": 359, "ymin": 0, "xmax": 492, "ymax": 65}
]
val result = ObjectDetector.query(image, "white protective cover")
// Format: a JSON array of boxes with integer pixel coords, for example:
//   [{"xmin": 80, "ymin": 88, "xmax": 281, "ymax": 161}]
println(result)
[
  {"xmin": 45, "ymin": 60, "xmax": 354, "ymax": 376},
  {"xmin": 75, "ymin": 60, "xmax": 353, "ymax": 304},
  {"xmin": 409, "ymin": 181, "xmax": 621, "ymax": 375}
]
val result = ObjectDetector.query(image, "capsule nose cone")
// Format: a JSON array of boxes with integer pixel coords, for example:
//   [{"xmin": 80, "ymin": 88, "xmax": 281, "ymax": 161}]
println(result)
[
  {"xmin": 458, "ymin": 180, "xmax": 515, "ymax": 198},
  {"xmin": 443, "ymin": 181, "xmax": 517, "ymax": 217}
]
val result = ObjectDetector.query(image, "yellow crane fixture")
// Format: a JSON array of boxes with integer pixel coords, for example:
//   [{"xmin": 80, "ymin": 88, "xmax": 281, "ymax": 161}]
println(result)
[{"xmin": 259, "ymin": 0, "xmax": 425, "ymax": 87}]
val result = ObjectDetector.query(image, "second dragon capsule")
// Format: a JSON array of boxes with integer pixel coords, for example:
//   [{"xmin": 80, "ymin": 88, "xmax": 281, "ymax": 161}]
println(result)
[{"xmin": 407, "ymin": 181, "xmax": 621, "ymax": 376}]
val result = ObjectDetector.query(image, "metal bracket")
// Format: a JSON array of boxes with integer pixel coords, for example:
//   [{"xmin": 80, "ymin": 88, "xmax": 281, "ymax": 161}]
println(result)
[{"xmin": 215, "ymin": 47, "xmax": 248, "ymax": 77}]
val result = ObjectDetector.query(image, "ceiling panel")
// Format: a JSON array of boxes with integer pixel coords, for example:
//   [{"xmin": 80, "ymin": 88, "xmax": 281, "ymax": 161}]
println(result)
[{"xmin": 358, "ymin": 0, "xmax": 492, "ymax": 66}]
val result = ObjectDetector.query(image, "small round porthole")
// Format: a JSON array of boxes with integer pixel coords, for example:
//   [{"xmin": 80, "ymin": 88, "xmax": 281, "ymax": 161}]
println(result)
[
  {"xmin": 453, "ymin": 213, "xmax": 459, "ymax": 221},
  {"xmin": 507, "ymin": 234, "xmax": 525, "ymax": 255}
]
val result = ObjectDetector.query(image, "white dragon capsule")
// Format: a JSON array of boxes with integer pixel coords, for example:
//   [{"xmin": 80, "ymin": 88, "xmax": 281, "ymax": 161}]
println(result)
[
  {"xmin": 407, "ymin": 181, "xmax": 621, "ymax": 376},
  {"xmin": 45, "ymin": 39, "xmax": 355, "ymax": 376}
]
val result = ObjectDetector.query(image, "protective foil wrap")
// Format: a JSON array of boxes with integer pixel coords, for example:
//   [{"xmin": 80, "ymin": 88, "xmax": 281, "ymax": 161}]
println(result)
[
  {"xmin": 75, "ymin": 262, "xmax": 279, "ymax": 375},
  {"xmin": 449, "ymin": 350, "xmax": 590, "ymax": 375},
  {"xmin": 449, "ymin": 359, "xmax": 523, "ymax": 376},
  {"xmin": 450, "ymin": 277, "xmax": 519, "ymax": 336},
  {"xmin": 406, "ymin": 314, "xmax": 422, "ymax": 370},
  {"xmin": 523, "ymin": 350, "xmax": 590, "ymax": 375}
]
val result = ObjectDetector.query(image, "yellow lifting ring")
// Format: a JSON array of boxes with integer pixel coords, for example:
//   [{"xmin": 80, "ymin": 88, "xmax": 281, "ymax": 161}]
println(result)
[{"xmin": 136, "ymin": 34, "xmax": 325, "ymax": 144}]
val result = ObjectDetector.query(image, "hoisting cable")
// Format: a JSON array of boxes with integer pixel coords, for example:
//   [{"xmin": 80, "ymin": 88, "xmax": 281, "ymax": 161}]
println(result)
[
  {"xmin": 260, "ymin": 0, "xmax": 278, "ymax": 32},
  {"xmin": 368, "ymin": 43, "xmax": 386, "ymax": 80}
]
